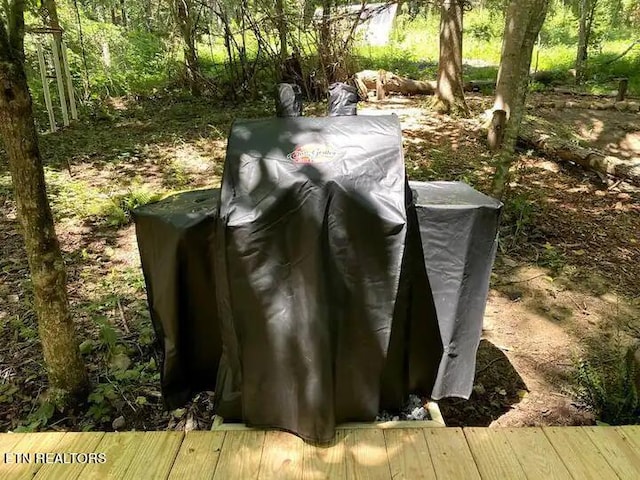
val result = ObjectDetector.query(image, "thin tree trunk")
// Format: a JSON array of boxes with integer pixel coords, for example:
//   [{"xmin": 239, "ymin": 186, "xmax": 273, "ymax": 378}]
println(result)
[
  {"xmin": 575, "ymin": 0, "xmax": 598, "ymax": 84},
  {"xmin": 0, "ymin": 5, "xmax": 89, "ymax": 403},
  {"xmin": 120, "ymin": 0, "xmax": 128, "ymax": 29},
  {"xmin": 433, "ymin": 0, "xmax": 469, "ymax": 116},
  {"xmin": 173, "ymin": 0, "xmax": 201, "ymax": 96},
  {"xmin": 490, "ymin": 0, "xmax": 550, "ymax": 199},
  {"xmin": 320, "ymin": 0, "xmax": 335, "ymax": 84},
  {"xmin": 275, "ymin": 0, "xmax": 288, "ymax": 63}
]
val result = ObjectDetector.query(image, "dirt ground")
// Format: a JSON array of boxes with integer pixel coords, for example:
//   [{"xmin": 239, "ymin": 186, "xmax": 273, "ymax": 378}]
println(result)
[{"xmin": 1, "ymin": 93, "xmax": 639, "ymax": 431}]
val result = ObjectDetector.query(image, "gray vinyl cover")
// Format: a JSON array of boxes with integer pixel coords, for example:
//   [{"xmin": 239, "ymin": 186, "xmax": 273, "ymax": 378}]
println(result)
[
  {"xmin": 213, "ymin": 115, "xmax": 442, "ymax": 442},
  {"xmin": 410, "ymin": 181, "xmax": 502, "ymax": 400}
]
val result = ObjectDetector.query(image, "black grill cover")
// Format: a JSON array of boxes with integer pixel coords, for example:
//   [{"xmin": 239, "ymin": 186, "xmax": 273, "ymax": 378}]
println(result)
[
  {"xmin": 410, "ymin": 181, "xmax": 502, "ymax": 399},
  {"xmin": 327, "ymin": 82, "xmax": 358, "ymax": 116},
  {"xmin": 132, "ymin": 190, "xmax": 221, "ymax": 409},
  {"xmin": 213, "ymin": 115, "xmax": 441, "ymax": 442}
]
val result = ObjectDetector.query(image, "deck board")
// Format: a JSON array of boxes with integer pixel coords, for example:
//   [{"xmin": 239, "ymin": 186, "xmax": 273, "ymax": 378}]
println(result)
[
  {"xmin": 344, "ymin": 429, "xmax": 391, "ymax": 480},
  {"xmin": 168, "ymin": 431, "xmax": 225, "ymax": 480},
  {"xmin": 121, "ymin": 431, "xmax": 183, "ymax": 480},
  {"xmin": 3, "ymin": 425, "xmax": 640, "ymax": 479},
  {"xmin": 502, "ymin": 428, "xmax": 572, "ymax": 480},
  {"xmin": 302, "ymin": 430, "xmax": 347, "ymax": 480},
  {"xmin": 212, "ymin": 430, "xmax": 265, "ymax": 480},
  {"xmin": 384, "ymin": 428, "xmax": 436, "ymax": 480},
  {"xmin": 543, "ymin": 426, "xmax": 619, "ymax": 480},
  {"xmin": 78, "ymin": 432, "xmax": 145, "ymax": 480},
  {"xmin": 0, "ymin": 432, "xmax": 66, "ymax": 480},
  {"xmin": 585, "ymin": 426, "xmax": 640, "ymax": 480},
  {"xmin": 33, "ymin": 432, "xmax": 105, "ymax": 480},
  {"xmin": 423, "ymin": 428, "xmax": 481, "ymax": 480},
  {"xmin": 464, "ymin": 427, "xmax": 527, "ymax": 480},
  {"xmin": 257, "ymin": 431, "xmax": 305, "ymax": 480}
]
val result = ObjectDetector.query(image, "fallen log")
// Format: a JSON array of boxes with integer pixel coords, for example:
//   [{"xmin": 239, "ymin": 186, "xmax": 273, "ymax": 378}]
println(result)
[
  {"xmin": 355, "ymin": 70, "xmax": 437, "ymax": 96},
  {"xmin": 354, "ymin": 70, "xmax": 497, "ymax": 97},
  {"xmin": 532, "ymin": 99, "xmax": 640, "ymax": 112},
  {"xmin": 518, "ymin": 120, "xmax": 640, "ymax": 187}
]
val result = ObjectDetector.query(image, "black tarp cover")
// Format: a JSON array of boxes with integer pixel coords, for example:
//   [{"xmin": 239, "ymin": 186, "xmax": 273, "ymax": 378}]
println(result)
[
  {"xmin": 213, "ymin": 115, "xmax": 441, "ymax": 442},
  {"xmin": 132, "ymin": 190, "xmax": 221, "ymax": 409}
]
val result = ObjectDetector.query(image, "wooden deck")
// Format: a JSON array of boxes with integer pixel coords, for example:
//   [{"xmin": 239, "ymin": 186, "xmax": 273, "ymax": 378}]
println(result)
[{"xmin": 1, "ymin": 425, "xmax": 640, "ymax": 479}]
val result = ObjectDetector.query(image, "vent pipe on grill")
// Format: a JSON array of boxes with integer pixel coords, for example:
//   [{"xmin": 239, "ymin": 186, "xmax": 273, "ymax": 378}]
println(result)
[
  {"xmin": 275, "ymin": 83, "xmax": 303, "ymax": 117},
  {"xmin": 327, "ymin": 82, "xmax": 358, "ymax": 116}
]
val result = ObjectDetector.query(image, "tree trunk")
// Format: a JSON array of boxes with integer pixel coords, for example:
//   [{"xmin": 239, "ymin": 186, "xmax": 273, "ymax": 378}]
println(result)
[
  {"xmin": 320, "ymin": 0, "xmax": 335, "ymax": 84},
  {"xmin": 432, "ymin": 0, "xmax": 469, "ymax": 116},
  {"xmin": 575, "ymin": 0, "xmax": 598, "ymax": 84},
  {"xmin": 490, "ymin": 0, "xmax": 550, "ymax": 199},
  {"xmin": 0, "ymin": 8, "xmax": 89, "ymax": 403},
  {"xmin": 173, "ymin": 0, "xmax": 201, "ymax": 96},
  {"xmin": 120, "ymin": 0, "xmax": 128, "ymax": 29},
  {"xmin": 275, "ymin": 0, "xmax": 288, "ymax": 63}
]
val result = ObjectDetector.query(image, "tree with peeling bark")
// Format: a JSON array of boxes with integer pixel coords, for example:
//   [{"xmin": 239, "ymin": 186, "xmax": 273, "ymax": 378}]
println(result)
[
  {"xmin": 171, "ymin": 0, "xmax": 201, "ymax": 96},
  {"xmin": 0, "ymin": 1, "xmax": 89, "ymax": 403},
  {"xmin": 489, "ymin": 0, "xmax": 550, "ymax": 199},
  {"xmin": 432, "ymin": 0, "xmax": 469, "ymax": 116}
]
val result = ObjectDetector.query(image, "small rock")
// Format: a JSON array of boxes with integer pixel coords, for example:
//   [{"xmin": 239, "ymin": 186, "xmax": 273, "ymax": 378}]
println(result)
[
  {"xmin": 8, "ymin": 294, "xmax": 19, "ymax": 303},
  {"xmin": 410, "ymin": 407, "xmax": 428, "ymax": 420},
  {"xmin": 473, "ymin": 384, "xmax": 486, "ymax": 395},
  {"xmin": 112, "ymin": 416, "xmax": 126, "ymax": 430},
  {"xmin": 502, "ymin": 257, "xmax": 518, "ymax": 268}
]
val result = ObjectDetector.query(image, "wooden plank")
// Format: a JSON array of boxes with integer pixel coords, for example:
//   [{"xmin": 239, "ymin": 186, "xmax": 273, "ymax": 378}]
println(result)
[
  {"xmin": 60, "ymin": 41, "xmax": 78, "ymax": 120},
  {"xmin": 213, "ymin": 431, "xmax": 265, "ymax": 480},
  {"xmin": 344, "ymin": 429, "xmax": 391, "ymax": 480},
  {"xmin": 213, "ymin": 421, "xmax": 443, "ymax": 432},
  {"xmin": 338, "ymin": 421, "xmax": 444, "ymax": 430},
  {"xmin": 618, "ymin": 425, "xmax": 640, "ymax": 450},
  {"xmin": 423, "ymin": 428, "xmax": 481, "ymax": 480},
  {"xmin": 258, "ymin": 431, "xmax": 304, "ymax": 480},
  {"xmin": 503, "ymin": 428, "xmax": 572, "ymax": 480},
  {"xmin": 585, "ymin": 427, "xmax": 640, "ymax": 480},
  {"xmin": 384, "ymin": 429, "xmax": 436, "ymax": 480},
  {"xmin": 464, "ymin": 428, "xmax": 526, "ymax": 480},
  {"xmin": 78, "ymin": 432, "xmax": 145, "ymax": 480},
  {"xmin": 425, "ymin": 402, "xmax": 446, "ymax": 427},
  {"xmin": 0, "ymin": 434, "xmax": 27, "ymax": 456},
  {"xmin": 302, "ymin": 430, "xmax": 346, "ymax": 480},
  {"xmin": 542, "ymin": 426, "xmax": 619, "ymax": 480},
  {"xmin": 33, "ymin": 432, "xmax": 105, "ymax": 480},
  {"xmin": 121, "ymin": 431, "xmax": 183, "ymax": 480},
  {"xmin": 50, "ymin": 36, "xmax": 69, "ymax": 127},
  {"xmin": 168, "ymin": 431, "xmax": 224, "ymax": 480},
  {"xmin": 0, "ymin": 432, "xmax": 65, "ymax": 480},
  {"xmin": 36, "ymin": 43, "xmax": 56, "ymax": 132}
]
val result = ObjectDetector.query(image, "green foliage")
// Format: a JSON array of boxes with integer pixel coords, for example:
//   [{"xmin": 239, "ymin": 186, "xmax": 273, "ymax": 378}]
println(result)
[
  {"xmin": 500, "ymin": 193, "xmax": 538, "ymax": 249},
  {"xmin": 574, "ymin": 353, "xmax": 639, "ymax": 425},
  {"xmin": 539, "ymin": 242, "xmax": 567, "ymax": 271}
]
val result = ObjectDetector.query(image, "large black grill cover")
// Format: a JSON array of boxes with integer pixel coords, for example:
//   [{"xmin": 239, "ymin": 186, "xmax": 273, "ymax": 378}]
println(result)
[{"xmin": 213, "ymin": 115, "xmax": 441, "ymax": 442}]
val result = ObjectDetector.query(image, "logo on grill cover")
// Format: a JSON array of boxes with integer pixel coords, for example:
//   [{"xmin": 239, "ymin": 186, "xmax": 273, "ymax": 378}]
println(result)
[{"xmin": 288, "ymin": 144, "xmax": 339, "ymax": 164}]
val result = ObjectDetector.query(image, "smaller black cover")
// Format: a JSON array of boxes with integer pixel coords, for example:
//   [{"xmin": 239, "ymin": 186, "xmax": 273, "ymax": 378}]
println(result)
[
  {"xmin": 327, "ymin": 82, "xmax": 358, "ymax": 116},
  {"xmin": 132, "ymin": 189, "xmax": 221, "ymax": 409},
  {"xmin": 410, "ymin": 181, "xmax": 502, "ymax": 400},
  {"xmin": 275, "ymin": 83, "xmax": 303, "ymax": 117}
]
